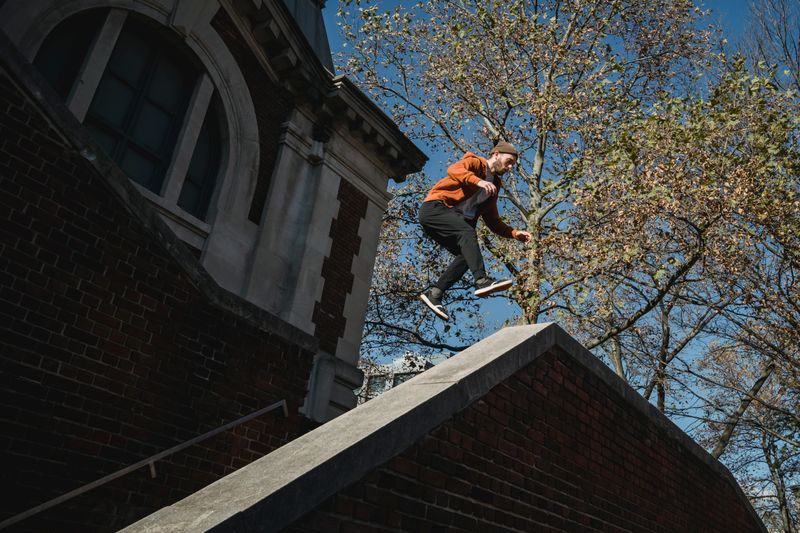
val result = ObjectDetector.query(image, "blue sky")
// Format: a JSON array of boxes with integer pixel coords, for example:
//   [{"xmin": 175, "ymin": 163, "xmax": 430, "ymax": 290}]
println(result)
[
  {"xmin": 323, "ymin": 1, "xmax": 753, "ymax": 73},
  {"xmin": 321, "ymin": 1, "xmax": 757, "ymax": 335},
  {"xmin": 699, "ymin": 0, "xmax": 750, "ymax": 42}
]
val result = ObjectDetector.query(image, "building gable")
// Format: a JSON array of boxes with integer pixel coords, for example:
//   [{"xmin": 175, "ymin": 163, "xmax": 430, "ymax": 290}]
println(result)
[{"xmin": 122, "ymin": 324, "xmax": 766, "ymax": 532}]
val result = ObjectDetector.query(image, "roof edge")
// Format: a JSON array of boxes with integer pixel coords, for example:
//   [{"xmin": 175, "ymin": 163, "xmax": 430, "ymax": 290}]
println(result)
[
  {"xmin": 219, "ymin": 1, "xmax": 427, "ymax": 181},
  {"xmin": 120, "ymin": 322, "xmax": 766, "ymax": 532},
  {"xmin": 328, "ymin": 75, "xmax": 428, "ymax": 180}
]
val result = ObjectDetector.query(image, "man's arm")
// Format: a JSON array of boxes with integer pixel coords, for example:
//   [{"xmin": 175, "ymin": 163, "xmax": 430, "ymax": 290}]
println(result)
[
  {"xmin": 447, "ymin": 155, "xmax": 485, "ymax": 187},
  {"xmin": 482, "ymin": 201, "xmax": 532, "ymax": 242},
  {"xmin": 448, "ymin": 155, "xmax": 498, "ymax": 196}
]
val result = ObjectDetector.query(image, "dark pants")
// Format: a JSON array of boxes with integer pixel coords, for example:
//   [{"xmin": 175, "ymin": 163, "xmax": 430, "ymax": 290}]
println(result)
[{"xmin": 418, "ymin": 200, "xmax": 486, "ymax": 292}]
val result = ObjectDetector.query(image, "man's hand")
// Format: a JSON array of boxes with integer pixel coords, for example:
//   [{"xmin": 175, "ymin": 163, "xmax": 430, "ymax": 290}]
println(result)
[
  {"xmin": 477, "ymin": 180, "xmax": 497, "ymax": 196},
  {"xmin": 515, "ymin": 231, "xmax": 532, "ymax": 243}
]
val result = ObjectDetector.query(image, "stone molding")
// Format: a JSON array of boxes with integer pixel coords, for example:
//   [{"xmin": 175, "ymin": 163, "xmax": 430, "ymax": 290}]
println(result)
[{"xmin": 220, "ymin": 0, "xmax": 427, "ymax": 181}]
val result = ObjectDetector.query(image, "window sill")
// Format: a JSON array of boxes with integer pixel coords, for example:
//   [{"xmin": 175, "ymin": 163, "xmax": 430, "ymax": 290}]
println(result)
[{"xmin": 133, "ymin": 182, "xmax": 211, "ymax": 250}]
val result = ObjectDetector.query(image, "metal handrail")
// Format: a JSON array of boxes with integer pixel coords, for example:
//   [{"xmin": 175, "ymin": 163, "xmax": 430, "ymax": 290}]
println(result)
[{"xmin": 0, "ymin": 399, "xmax": 289, "ymax": 530}]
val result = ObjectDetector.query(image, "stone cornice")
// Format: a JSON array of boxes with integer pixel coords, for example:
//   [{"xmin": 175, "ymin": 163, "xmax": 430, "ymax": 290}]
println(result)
[
  {"xmin": 325, "ymin": 75, "xmax": 427, "ymax": 182},
  {"xmin": 221, "ymin": 0, "xmax": 427, "ymax": 181}
]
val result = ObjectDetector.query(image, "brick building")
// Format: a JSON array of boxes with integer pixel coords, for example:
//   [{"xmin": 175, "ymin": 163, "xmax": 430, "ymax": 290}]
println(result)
[
  {"xmin": 0, "ymin": 0, "xmax": 425, "ymax": 530},
  {"xmin": 124, "ymin": 324, "xmax": 767, "ymax": 532}
]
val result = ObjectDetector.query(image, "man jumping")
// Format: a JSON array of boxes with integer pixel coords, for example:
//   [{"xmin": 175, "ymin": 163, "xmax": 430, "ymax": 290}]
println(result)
[{"xmin": 418, "ymin": 141, "xmax": 532, "ymax": 321}]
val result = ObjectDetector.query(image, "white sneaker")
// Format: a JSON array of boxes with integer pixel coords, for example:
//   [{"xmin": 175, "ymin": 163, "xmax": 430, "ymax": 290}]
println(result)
[
  {"xmin": 474, "ymin": 277, "xmax": 513, "ymax": 297},
  {"xmin": 419, "ymin": 289, "xmax": 449, "ymax": 320}
]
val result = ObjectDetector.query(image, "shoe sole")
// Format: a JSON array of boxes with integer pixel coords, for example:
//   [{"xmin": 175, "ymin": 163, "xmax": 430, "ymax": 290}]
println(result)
[
  {"xmin": 419, "ymin": 293, "xmax": 449, "ymax": 320},
  {"xmin": 474, "ymin": 279, "xmax": 513, "ymax": 297}
]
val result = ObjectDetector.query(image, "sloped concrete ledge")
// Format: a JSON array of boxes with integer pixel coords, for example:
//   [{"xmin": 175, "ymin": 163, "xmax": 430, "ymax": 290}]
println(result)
[{"xmin": 121, "ymin": 323, "xmax": 765, "ymax": 532}]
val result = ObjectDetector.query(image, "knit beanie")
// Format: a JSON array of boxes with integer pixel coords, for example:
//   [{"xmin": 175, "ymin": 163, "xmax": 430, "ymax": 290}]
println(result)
[{"xmin": 491, "ymin": 141, "xmax": 518, "ymax": 156}]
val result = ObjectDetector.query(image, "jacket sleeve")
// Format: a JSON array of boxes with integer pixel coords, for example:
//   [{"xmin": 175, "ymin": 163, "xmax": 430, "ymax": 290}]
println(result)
[
  {"xmin": 447, "ymin": 155, "xmax": 484, "ymax": 186},
  {"xmin": 481, "ymin": 199, "xmax": 517, "ymax": 239}
]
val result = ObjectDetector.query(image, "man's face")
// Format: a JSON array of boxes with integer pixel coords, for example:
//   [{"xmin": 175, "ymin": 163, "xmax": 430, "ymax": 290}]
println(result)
[{"xmin": 491, "ymin": 152, "xmax": 517, "ymax": 175}]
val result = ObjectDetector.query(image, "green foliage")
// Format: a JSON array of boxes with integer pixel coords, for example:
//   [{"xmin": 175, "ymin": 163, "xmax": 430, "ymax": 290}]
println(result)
[{"xmin": 334, "ymin": 3, "xmax": 799, "ymax": 524}]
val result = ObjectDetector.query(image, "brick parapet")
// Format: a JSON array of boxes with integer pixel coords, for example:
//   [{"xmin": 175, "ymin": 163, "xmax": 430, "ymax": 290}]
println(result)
[
  {"xmin": 293, "ymin": 347, "xmax": 762, "ymax": 531},
  {"xmin": 120, "ymin": 324, "xmax": 765, "ymax": 532}
]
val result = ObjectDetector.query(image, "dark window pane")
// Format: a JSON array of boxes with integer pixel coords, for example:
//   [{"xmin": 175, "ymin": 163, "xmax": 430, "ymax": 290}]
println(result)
[
  {"xmin": 90, "ymin": 75, "xmax": 136, "ymax": 128},
  {"xmin": 119, "ymin": 146, "xmax": 157, "ymax": 188},
  {"xmin": 130, "ymin": 102, "xmax": 171, "ymax": 151},
  {"xmin": 33, "ymin": 9, "xmax": 107, "ymax": 100},
  {"xmin": 178, "ymin": 98, "xmax": 222, "ymax": 221},
  {"xmin": 106, "ymin": 28, "xmax": 150, "ymax": 85},
  {"xmin": 148, "ymin": 59, "xmax": 188, "ymax": 110},
  {"xmin": 84, "ymin": 16, "xmax": 197, "ymax": 195},
  {"xmin": 178, "ymin": 182, "xmax": 201, "ymax": 213}
]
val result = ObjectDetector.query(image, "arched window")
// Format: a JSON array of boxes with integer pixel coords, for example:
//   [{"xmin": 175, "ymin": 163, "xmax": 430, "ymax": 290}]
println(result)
[
  {"xmin": 83, "ymin": 18, "xmax": 196, "ymax": 194},
  {"xmin": 33, "ymin": 9, "xmax": 106, "ymax": 100},
  {"xmin": 32, "ymin": 10, "xmax": 223, "ymax": 223},
  {"xmin": 178, "ymin": 96, "xmax": 223, "ymax": 221}
]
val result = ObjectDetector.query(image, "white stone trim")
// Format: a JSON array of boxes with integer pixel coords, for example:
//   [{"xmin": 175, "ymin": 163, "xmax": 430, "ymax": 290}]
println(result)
[
  {"xmin": 284, "ymin": 159, "xmax": 341, "ymax": 331},
  {"xmin": 276, "ymin": 114, "xmax": 313, "ymax": 160},
  {"xmin": 67, "ymin": 8, "xmax": 127, "ymax": 122},
  {"xmin": 169, "ymin": 0, "xmax": 220, "ymax": 37},
  {"xmin": 241, "ymin": 108, "xmax": 338, "ymax": 326},
  {"xmin": 162, "ymin": 72, "xmax": 215, "ymax": 202},
  {"xmin": 133, "ymin": 183, "xmax": 211, "ymax": 249},
  {"xmin": 325, "ymin": 146, "xmax": 391, "ymax": 210}
]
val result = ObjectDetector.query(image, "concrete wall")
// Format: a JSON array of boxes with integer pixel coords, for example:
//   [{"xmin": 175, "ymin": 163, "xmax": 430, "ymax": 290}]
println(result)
[{"xmin": 121, "ymin": 324, "xmax": 766, "ymax": 533}]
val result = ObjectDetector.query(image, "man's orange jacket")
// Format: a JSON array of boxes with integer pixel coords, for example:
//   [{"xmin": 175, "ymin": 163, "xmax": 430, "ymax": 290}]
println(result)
[{"xmin": 423, "ymin": 152, "xmax": 520, "ymax": 239}]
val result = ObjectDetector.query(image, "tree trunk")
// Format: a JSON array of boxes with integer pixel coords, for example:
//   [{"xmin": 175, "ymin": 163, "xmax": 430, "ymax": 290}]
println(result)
[
  {"xmin": 609, "ymin": 335, "xmax": 627, "ymax": 383},
  {"xmin": 522, "ymin": 127, "xmax": 548, "ymax": 324},
  {"xmin": 763, "ymin": 433, "xmax": 796, "ymax": 533},
  {"xmin": 710, "ymin": 362, "xmax": 775, "ymax": 459}
]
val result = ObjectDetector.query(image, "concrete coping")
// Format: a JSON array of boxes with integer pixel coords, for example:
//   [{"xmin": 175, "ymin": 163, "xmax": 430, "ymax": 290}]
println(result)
[{"xmin": 120, "ymin": 323, "xmax": 766, "ymax": 532}]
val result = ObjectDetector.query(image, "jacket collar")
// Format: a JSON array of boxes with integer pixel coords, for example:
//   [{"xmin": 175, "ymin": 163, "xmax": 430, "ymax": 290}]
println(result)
[{"xmin": 467, "ymin": 152, "xmax": 504, "ymax": 190}]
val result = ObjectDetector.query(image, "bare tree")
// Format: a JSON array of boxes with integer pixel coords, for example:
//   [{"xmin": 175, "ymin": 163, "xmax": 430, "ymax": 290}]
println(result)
[{"xmin": 742, "ymin": 0, "xmax": 800, "ymax": 91}]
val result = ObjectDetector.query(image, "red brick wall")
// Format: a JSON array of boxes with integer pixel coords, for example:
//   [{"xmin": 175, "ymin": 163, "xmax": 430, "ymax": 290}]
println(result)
[
  {"xmin": 287, "ymin": 347, "xmax": 763, "ymax": 532},
  {"xmin": 312, "ymin": 179, "xmax": 368, "ymax": 355},
  {"xmin": 0, "ymin": 55, "xmax": 314, "ymax": 532}
]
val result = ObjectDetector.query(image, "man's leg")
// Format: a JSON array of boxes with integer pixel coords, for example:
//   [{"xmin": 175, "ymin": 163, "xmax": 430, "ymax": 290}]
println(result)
[
  {"xmin": 435, "ymin": 255, "xmax": 469, "ymax": 292},
  {"xmin": 419, "ymin": 201, "xmax": 485, "ymax": 320},
  {"xmin": 420, "ymin": 201, "xmax": 512, "ymax": 299},
  {"xmin": 419, "ymin": 201, "xmax": 486, "ymax": 286}
]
